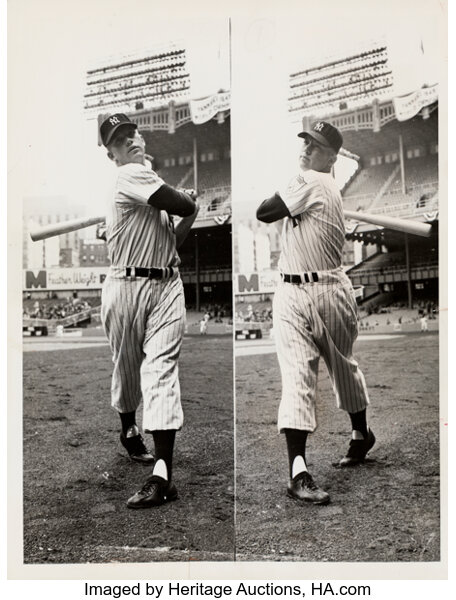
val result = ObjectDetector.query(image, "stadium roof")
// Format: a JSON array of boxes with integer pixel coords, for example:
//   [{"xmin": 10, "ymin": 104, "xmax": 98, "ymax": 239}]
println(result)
[
  {"xmin": 339, "ymin": 108, "xmax": 438, "ymax": 161},
  {"xmin": 141, "ymin": 116, "xmax": 230, "ymax": 157}
]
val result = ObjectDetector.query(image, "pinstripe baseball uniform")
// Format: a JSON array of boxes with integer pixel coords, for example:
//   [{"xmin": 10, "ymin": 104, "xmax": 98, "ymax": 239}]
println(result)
[
  {"xmin": 101, "ymin": 162, "xmax": 185, "ymax": 432},
  {"xmin": 273, "ymin": 168, "xmax": 370, "ymax": 432}
]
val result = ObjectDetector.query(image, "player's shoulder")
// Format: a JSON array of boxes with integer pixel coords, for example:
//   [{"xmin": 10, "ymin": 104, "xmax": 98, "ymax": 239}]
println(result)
[
  {"xmin": 117, "ymin": 162, "xmax": 158, "ymax": 176},
  {"xmin": 286, "ymin": 170, "xmax": 326, "ymax": 196},
  {"xmin": 116, "ymin": 162, "xmax": 162, "ymax": 184},
  {"xmin": 300, "ymin": 169, "xmax": 330, "ymax": 184},
  {"xmin": 303, "ymin": 170, "xmax": 339, "ymax": 195}
]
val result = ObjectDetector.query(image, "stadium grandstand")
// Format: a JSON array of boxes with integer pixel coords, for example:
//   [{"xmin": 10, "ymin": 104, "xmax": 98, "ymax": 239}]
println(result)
[
  {"xmin": 23, "ymin": 45, "xmax": 232, "ymax": 336},
  {"xmin": 291, "ymin": 39, "xmax": 439, "ymax": 319},
  {"xmin": 330, "ymin": 103, "xmax": 439, "ymax": 318},
  {"xmin": 116, "ymin": 102, "xmax": 232, "ymax": 320},
  {"xmin": 338, "ymin": 109, "xmax": 438, "ymax": 218},
  {"xmin": 235, "ymin": 40, "xmax": 439, "ymax": 336}
]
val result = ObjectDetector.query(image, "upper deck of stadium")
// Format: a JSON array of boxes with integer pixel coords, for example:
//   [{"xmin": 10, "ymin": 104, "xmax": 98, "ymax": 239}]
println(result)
[{"xmin": 288, "ymin": 39, "xmax": 439, "ymax": 230}]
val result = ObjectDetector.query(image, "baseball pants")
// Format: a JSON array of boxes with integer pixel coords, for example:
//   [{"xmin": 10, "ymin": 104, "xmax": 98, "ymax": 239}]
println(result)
[
  {"xmin": 273, "ymin": 268, "xmax": 370, "ymax": 432},
  {"xmin": 101, "ymin": 270, "xmax": 185, "ymax": 432}
]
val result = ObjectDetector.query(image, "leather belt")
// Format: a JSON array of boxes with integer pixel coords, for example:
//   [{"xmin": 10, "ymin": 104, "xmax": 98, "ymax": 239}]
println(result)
[
  {"xmin": 125, "ymin": 266, "xmax": 175, "ymax": 280},
  {"xmin": 281, "ymin": 272, "xmax": 319, "ymax": 284}
]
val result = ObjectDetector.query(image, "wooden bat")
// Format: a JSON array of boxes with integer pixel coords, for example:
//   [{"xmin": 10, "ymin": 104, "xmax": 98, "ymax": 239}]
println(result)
[
  {"xmin": 343, "ymin": 210, "xmax": 432, "ymax": 238},
  {"xmin": 29, "ymin": 216, "xmax": 106, "ymax": 241},
  {"xmin": 29, "ymin": 209, "xmax": 433, "ymax": 241}
]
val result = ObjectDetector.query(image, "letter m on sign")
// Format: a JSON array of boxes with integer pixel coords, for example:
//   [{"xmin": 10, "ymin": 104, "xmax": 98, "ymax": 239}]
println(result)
[
  {"xmin": 237, "ymin": 274, "xmax": 259, "ymax": 293},
  {"xmin": 25, "ymin": 270, "xmax": 47, "ymax": 289}
]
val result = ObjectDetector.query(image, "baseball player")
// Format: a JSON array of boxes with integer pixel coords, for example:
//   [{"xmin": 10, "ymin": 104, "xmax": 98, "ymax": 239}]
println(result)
[
  {"xmin": 99, "ymin": 113, "xmax": 198, "ymax": 509},
  {"xmin": 420, "ymin": 314, "xmax": 428, "ymax": 332},
  {"xmin": 257, "ymin": 121, "xmax": 374, "ymax": 505},
  {"xmin": 199, "ymin": 311, "xmax": 210, "ymax": 335}
]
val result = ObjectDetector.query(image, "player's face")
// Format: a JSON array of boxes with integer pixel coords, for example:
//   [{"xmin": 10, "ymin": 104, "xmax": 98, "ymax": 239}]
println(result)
[
  {"xmin": 299, "ymin": 136, "xmax": 336, "ymax": 173},
  {"xmin": 107, "ymin": 126, "xmax": 146, "ymax": 166}
]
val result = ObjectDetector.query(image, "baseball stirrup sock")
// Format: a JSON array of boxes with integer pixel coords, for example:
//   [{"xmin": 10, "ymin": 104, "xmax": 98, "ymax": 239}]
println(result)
[
  {"xmin": 348, "ymin": 409, "xmax": 368, "ymax": 439},
  {"xmin": 152, "ymin": 430, "xmax": 176, "ymax": 482},
  {"xmin": 284, "ymin": 428, "xmax": 309, "ymax": 479},
  {"xmin": 291, "ymin": 455, "xmax": 308, "ymax": 478},
  {"xmin": 152, "ymin": 459, "xmax": 168, "ymax": 480},
  {"xmin": 119, "ymin": 411, "xmax": 137, "ymax": 435}
]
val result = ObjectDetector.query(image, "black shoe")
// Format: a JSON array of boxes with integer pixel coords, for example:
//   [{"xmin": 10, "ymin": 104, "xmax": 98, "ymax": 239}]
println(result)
[
  {"xmin": 126, "ymin": 475, "xmax": 178, "ymax": 509},
  {"xmin": 339, "ymin": 429, "xmax": 376, "ymax": 467},
  {"xmin": 287, "ymin": 471, "xmax": 330, "ymax": 505},
  {"xmin": 120, "ymin": 427, "xmax": 155, "ymax": 465}
]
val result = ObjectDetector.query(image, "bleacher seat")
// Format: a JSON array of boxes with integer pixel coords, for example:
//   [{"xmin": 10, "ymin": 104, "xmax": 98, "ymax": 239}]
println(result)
[
  {"xmin": 157, "ymin": 165, "xmax": 192, "ymax": 188},
  {"xmin": 347, "ymin": 248, "xmax": 438, "ymax": 278},
  {"xmin": 197, "ymin": 160, "xmax": 231, "ymax": 190},
  {"xmin": 342, "ymin": 163, "xmax": 397, "ymax": 211},
  {"xmin": 370, "ymin": 155, "xmax": 438, "ymax": 211}
]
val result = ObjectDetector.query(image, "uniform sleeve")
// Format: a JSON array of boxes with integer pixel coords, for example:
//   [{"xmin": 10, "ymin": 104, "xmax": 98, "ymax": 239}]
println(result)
[
  {"xmin": 116, "ymin": 163, "xmax": 165, "ymax": 204},
  {"xmin": 279, "ymin": 172, "xmax": 324, "ymax": 217}
]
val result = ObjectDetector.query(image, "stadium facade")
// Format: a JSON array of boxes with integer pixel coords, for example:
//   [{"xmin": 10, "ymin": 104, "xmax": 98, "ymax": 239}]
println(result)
[
  {"xmin": 235, "ymin": 40, "xmax": 439, "ymax": 327},
  {"xmin": 23, "ymin": 45, "xmax": 232, "ymax": 330}
]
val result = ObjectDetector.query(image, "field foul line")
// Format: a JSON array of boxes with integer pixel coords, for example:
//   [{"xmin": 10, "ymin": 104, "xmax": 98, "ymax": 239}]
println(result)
[
  {"xmin": 235, "ymin": 334, "xmax": 405, "ymax": 357},
  {"xmin": 93, "ymin": 545, "xmax": 236, "ymax": 561},
  {"xmin": 86, "ymin": 545, "xmax": 299, "ymax": 562},
  {"xmin": 23, "ymin": 341, "xmax": 109, "ymax": 352}
]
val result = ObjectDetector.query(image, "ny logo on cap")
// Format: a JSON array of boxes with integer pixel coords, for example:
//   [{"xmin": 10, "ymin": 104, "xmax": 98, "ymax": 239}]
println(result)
[
  {"xmin": 314, "ymin": 122, "xmax": 324, "ymax": 132},
  {"xmin": 109, "ymin": 116, "xmax": 120, "ymax": 125}
]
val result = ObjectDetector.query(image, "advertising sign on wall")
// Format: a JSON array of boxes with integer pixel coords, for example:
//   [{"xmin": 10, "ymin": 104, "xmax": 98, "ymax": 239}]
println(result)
[
  {"xmin": 234, "ymin": 271, "xmax": 280, "ymax": 295},
  {"xmin": 24, "ymin": 268, "xmax": 109, "ymax": 291},
  {"xmin": 189, "ymin": 92, "xmax": 230, "ymax": 125}
]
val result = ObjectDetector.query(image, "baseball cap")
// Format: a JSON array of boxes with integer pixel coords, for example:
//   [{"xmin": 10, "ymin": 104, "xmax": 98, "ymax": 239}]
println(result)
[
  {"xmin": 298, "ymin": 121, "xmax": 343, "ymax": 153},
  {"xmin": 100, "ymin": 113, "xmax": 137, "ymax": 146}
]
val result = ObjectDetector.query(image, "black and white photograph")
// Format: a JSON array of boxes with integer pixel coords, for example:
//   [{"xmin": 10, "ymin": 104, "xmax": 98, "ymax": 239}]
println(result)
[
  {"xmin": 232, "ymin": 0, "xmax": 445, "ymax": 566},
  {"xmin": 5, "ymin": 0, "xmax": 449, "ymax": 588},
  {"xmin": 10, "ymin": 0, "xmax": 234, "ymax": 567}
]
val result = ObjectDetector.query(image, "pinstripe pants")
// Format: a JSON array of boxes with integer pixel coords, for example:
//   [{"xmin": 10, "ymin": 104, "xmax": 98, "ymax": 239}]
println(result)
[
  {"xmin": 101, "ymin": 270, "xmax": 185, "ymax": 431},
  {"xmin": 273, "ymin": 269, "xmax": 369, "ymax": 433}
]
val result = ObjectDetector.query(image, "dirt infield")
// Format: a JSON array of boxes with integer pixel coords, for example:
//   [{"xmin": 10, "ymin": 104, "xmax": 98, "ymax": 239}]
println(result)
[
  {"xmin": 22, "ymin": 331, "xmax": 441, "ymax": 564},
  {"xmin": 23, "ymin": 335, "xmax": 234, "ymax": 564},
  {"xmin": 235, "ymin": 332, "xmax": 440, "ymax": 562}
]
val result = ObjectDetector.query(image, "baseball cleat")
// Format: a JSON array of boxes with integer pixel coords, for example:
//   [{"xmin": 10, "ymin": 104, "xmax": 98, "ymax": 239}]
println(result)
[
  {"xmin": 126, "ymin": 475, "xmax": 178, "ymax": 509},
  {"xmin": 287, "ymin": 471, "xmax": 330, "ymax": 505},
  {"xmin": 339, "ymin": 429, "xmax": 376, "ymax": 467},
  {"xmin": 120, "ymin": 428, "xmax": 155, "ymax": 465}
]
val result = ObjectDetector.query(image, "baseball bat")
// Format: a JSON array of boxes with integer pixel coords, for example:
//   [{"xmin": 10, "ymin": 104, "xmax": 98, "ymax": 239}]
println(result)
[
  {"xmin": 343, "ymin": 210, "xmax": 432, "ymax": 238},
  {"xmin": 29, "ymin": 209, "xmax": 432, "ymax": 241},
  {"xmin": 29, "ymin": 216, "xmax": 106, "ymax": 242}
]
